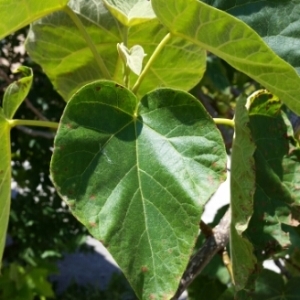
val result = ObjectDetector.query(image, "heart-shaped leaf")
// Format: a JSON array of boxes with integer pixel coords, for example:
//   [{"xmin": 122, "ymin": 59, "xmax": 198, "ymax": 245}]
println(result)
[
  {"xmin": 117, "ymin": 43, "xmax": 146, "ymax": 76},
  {"xmin": 50, "ymin": 80, "xmax": 227, "ymax": 298}
]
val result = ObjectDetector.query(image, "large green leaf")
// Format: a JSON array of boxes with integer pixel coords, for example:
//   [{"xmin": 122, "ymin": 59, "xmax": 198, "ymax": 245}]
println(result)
[
  {"xmin": 230, "ymin": 95, "xmax": 256, "ymax": 290},
  {"xmin": 0, "ymin": 0, "xmax": 69, "ymax": 39},
  {"xmin": 202, "ymin": 0, "xmax": 300, "ymax": 74},
  {"xmin": 244, "ymin": 91, "xmax": 300, "ymax": 261},
  {"xmin": 50, "ymin": 80, "xmax": 227, "ymax": 299},
  {"xmin": 103, "ymin": 0, "xmax": 156, "ymax": 26},
  {"xmin": 3, "ymin": 66, "xmax": 33, "ymax": 119},
  {"xmin": 25, "ymin": 0, "xmax": 206, "ymax": 101},
  {"xmin": 0, "ymin": 110, "xmax": 11, "ymax": 267},
  {"xmin": 151, "ymin": 0, "xmax": 300, "ymax": 115}
]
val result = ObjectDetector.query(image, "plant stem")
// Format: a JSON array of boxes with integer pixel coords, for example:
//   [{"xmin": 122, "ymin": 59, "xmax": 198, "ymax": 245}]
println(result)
[
  {"xmin": 132, "ymin": 33, "xmax": 172, "ymax": 94},
  {"xmin": 9, "ymin": 119, "xmax": 59, "ymax": 130},
  {"xmin": 172, "ymin": 208, "xmax": 231, "ymax": 299},
  {"xmin": 213, "ymin": 118, "xmax": 235, "ymax": 128},
  {"xmin": 63, "ymin": 6, "xmax": 111, "ymax": 79}
]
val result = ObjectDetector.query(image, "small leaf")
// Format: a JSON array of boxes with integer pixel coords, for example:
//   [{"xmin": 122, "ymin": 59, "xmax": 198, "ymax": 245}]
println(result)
[
  {"xmin": 0, "ymin": 0, "xmax": 69, "ymax": 39},
  {"xmin": 0, "ymin": 110, "xmax": 11, "ymax": 267},
  {"xmin": 117, "ymin": 43, "xmax": 146, "ymax": 75},
  {"xmin": 151, "ymin": 0, "xmax": 300, "ymax": 115},
  {"xmin": 3, "ymin": 66, "xmax": 33, "ymax": 119},
  {"xmin": 230, "ymin": 94, "xmax": 256, "ymax": 290},
  {"xmin": 103, "ymin": 0, "xmax": 156, "ymax": 26},
  {"xmin": 50, "ymin": 80, "xmax": 227, "ymax": 299}
]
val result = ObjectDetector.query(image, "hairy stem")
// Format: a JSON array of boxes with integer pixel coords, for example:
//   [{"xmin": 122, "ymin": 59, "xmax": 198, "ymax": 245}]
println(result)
[
  {"xmin": 213, "ymin": 118, "xmax": 235, "ymax": 128},
  {"xmin": 63, "ymin": 6, "xmax": 111, "ymax": 79},
  {"xmin": 9, "ymin": 119, "xmax": 59, "ymax": 130},
  {"xmin": 132, "ymin": 33, "xmax": 172, "ymax": 94},
  {"xmin": 171, "ymin": 208, "xmax": 231, "ymax": 299}
]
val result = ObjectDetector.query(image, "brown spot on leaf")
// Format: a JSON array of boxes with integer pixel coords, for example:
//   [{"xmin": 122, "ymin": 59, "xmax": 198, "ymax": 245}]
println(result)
[
  {"xmin": 207, "ymin": 175, "xmax": 214, "ymax": 186},
  {"xmin": 89, "ymin": 222, "xmax": 96, "ymax": 228},
  {"xmin": 90, "ymin": 194, "xmax": 96, "ymax": 200},
  {"xmin": 99, "ymin": 240, "xmax": 107, "ymax": 247},
  {"xmin": 115, "ymin": 83, "xmax": 123, "ymax": 88},
  {"xmin": 141, "ymin": 266, "xmax": 148, "ymax": 273},
  {"xmin": 96, "ymin": 86, "xmax": 101, "ymax": 91}
]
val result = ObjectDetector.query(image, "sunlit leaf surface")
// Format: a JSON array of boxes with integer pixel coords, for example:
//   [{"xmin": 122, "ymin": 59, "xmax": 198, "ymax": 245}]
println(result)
[{"xmin": 50, "ymin": 81, "xmax": 227, "ymax": 298}]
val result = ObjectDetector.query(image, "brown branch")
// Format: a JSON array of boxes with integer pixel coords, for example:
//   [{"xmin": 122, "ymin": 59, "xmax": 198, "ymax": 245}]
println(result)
[
  {"xmin": 24, "ymin": 99, "xmax": 49, "ymax": 121},
  {"xmin": 171, "ymin": 208, "xmax": 231, "ymax": 300},
  {"xmin": 199, "ymin": 220, "xmax": 213, "ymax": 238},
  {"xmin": 16, "ymin": 125, "xmax": 55, "ymax": 139}
]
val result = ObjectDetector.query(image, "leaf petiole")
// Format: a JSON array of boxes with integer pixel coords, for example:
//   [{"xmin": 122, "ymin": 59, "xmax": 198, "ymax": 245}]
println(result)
[
  {"xmin": 8, "ymin": 119, "xmax": 59, "ymax": 130},
  {"xmin": 213, "ymin": 118, "xmax": 234, "ymax": 128},
  {"xmin": 132, "ymin": 33, "xmax": 172, "ymax": 94}
]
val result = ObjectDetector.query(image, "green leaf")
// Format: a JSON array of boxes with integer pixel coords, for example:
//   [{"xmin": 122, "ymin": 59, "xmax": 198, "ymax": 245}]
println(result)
[
  {"xmin": 244, "ymin": 90, "xmax": 300, "ymax": 260},
  {"xmin": 103, "ymin": 0, "xmax": 156, "ymax": 26},
  {"xmin": 25, "ymin": 1, "xmax": 206, "ymax": 100},
  {"xmin": 151, "ymin": 0, "xmax": 300, "ymax": 115},
  {"xmin": 117, "ymin": 43, "xmax": 146, "ymax": 76},
  {"xmin": 187, "ymin": 275, "xmax": 227, "ymax": 300},
  {"xmin": 3, "ymin": 66, "xmax": 33, "ymax": 119},
  {"xmin": 0, "ymin": 110, "xmax": 11, "ymax": 267},
  {"xmin": 230, "ymin": 94, "xmax": 256, "ymax": 290},
  {"xmin": 0, "ymin": 263, "xmax": 55, "ymax": 299},
  {"xmin": 242, "ymin": 269, "xmax": 300, "ymax": 300},
  {"xmin": 50, "ymin": 80, "xmax": 227, "ymax": 299},
  {"xmin": 0, "ymin": 0, "xmax": 69, "ymax": 39},
  {"xmin": 202, "ymin": 0, "xmax": 300, "ymax": 74}
]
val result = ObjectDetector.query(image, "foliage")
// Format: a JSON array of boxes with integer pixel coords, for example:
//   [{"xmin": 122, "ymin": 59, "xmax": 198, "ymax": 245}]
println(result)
[
  {"xmin": 0, "ymin": 262, "xmax": 55, "ymax": 300},
  {"xmin": 1, "ymin": 0, "xmax": 300, "ymax": 299},
  {"xmin": 55, "ymin": 272, "xmax": 137, "ymax": 300}
]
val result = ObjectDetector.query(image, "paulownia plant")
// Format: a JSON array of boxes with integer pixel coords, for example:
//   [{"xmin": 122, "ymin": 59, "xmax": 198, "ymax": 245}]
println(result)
[{"xmin": 1, "ymin": 0, "xmax": 300, "ymax": 299}]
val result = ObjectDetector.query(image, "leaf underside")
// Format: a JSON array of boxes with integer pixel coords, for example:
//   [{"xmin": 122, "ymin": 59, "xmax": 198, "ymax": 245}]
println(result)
[
  {"xmin": 230, "ymin": 95, "xmax": 256, "ymax": 290},
  {"xmin": 26, "ymin": 1, "xmax": 206, "ymax": 101},
  {"xmin": 151, "ymin": 0, "xmax": 300, "ymax": 115}
]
